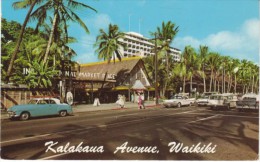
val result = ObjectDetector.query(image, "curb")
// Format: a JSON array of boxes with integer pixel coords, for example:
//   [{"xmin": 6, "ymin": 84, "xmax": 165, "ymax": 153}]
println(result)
[{"xmin": 1, "ymin": 102, "xmax": 161, "ymax": 120}]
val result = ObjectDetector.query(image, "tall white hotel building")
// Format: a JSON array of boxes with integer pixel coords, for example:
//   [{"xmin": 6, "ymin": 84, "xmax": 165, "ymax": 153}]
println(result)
[{"xmin": 119, "ymin": 32, "xmax": 181, "ymax": 62}]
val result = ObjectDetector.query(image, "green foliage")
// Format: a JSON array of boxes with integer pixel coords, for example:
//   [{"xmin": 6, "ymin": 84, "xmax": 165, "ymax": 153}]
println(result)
[
  {"xmin": 95, "ymin": 24, "xmax": 126, "ymax": 63},
  {"xmin": 1, "ymin": 18, "xmax": 66, "ymax": 89},
  {"xmin": 12, "ymin": 61, "xmax": 58, "ymax": 89}
]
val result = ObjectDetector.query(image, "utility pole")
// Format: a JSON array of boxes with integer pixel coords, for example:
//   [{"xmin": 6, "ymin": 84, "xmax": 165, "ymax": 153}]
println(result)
[{"xmin": 154, "ymin": 33, "xmax": 159, "ymax": 105}]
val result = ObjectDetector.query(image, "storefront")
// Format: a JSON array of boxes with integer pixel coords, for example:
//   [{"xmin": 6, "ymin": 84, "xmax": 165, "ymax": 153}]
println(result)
[
  {"xmin": 1, "ymin": 57, "xmax": 153, "ymax": 108},
  {"xmin": 73, "ymin": 57, "xmax": 152, "ymax": 104}
]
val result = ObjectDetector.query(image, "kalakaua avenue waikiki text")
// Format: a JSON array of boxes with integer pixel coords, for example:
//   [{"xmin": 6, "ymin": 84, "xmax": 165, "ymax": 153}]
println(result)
[{"xmin": 45, "ymin": 141, "xmax": 217, "ymax": 154}]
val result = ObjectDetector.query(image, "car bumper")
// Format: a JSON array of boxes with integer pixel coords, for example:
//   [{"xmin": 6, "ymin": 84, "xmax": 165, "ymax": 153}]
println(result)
[
  {"xmin": 163, "ymin": 102, "xmax": 178, "ymax": 107},
  {"xmin": 7, "ymin": 111, "xmax": 19, "ymax": 118},
  {"xmin": 197, "ymin": 102, "xmax": 208, "ymax": 106}
]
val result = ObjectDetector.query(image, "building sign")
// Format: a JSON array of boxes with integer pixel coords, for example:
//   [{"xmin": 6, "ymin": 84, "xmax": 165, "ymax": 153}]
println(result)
[{"xmin": 23, "ymin": 68, "xmax": 116, "ymax": 80}]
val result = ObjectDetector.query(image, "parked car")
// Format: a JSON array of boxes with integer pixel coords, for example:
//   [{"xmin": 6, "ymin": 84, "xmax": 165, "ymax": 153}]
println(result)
[
  {"xmin": 236, "ymin": 93, "xmax": 259, "ymax": 111},
  {"xmin": 196, "ymin": 92, "xmax": 218, "ymax": 106},
  {"xmin": 163, "ymin": 94, "xmax": 195, "ymax": 108},
  {"xmin": 7, "ymin": 98, "xmax": 73, "ymax": 120},
  {"xmin": 208, "ymin": 93, "xmax": 238, "ymax": 110}
]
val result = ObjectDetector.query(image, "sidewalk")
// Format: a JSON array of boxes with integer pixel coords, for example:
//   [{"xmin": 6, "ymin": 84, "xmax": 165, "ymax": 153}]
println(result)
[
  {"xmin": 1, "ymin": 101, "xmax": 158, "ymax": 120},
  {"xmin": 73, "ymin": 101, "xmax": 157, "ymax": 113}
]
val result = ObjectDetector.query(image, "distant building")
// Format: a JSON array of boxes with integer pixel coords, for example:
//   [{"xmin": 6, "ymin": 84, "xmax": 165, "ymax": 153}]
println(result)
[{"xmin": 119, "ymin": 32, "xmax": 181, "ymax": 62}]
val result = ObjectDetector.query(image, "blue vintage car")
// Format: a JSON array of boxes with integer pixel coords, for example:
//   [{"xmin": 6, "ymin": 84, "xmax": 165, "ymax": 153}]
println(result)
[{"xmin": 7, "ymin": 98, "xmax": 73, "ymax": 120}]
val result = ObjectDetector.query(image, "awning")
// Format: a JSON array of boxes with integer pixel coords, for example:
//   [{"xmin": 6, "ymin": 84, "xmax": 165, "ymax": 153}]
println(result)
[
  {"xmin": 147, "ymin": 87, "xmax": 155, "ymax": 91},
  {"xmin": 112, "ymin": 86, "xmax": 129, "ymax": 91},
  {"xmin": 86, "ymin": 88, "xmax": 99, "ymax": 91}
]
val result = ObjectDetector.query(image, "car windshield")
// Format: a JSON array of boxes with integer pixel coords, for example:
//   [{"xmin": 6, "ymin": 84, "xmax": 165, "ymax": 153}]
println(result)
[
  {"xmin": 28, "ymin": 100, "xmax": 38, "ymax": 104},
  {"xmin": 202, "ymin": 95, "xmax": 209, "ymax": 99},
  {"xmin": 210, "ymin": 95, "xmax": 221, "ymax": 100},
  {"xmin": 171, "ymin": 96, "xmax": 183, "ymax": 99}
]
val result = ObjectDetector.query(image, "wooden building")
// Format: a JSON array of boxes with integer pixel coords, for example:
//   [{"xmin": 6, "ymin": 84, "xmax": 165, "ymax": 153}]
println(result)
[{"xmin": 1, "ymin": 57, "xmax": 153, "ymax": 108}]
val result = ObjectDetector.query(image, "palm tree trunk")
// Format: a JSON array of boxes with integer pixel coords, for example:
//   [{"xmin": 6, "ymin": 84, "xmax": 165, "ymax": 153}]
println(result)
[
  {"xmin": 214, "ymin": 75, "xmax": 216, "ymax": 92},
  {"xmin": 218, "ymin": 81, "xmax": 220, "ymax": 92},
  {"xmin": 183, "ymin": 76, "xmax": 186, "ymax": 93},
  {"xmin": 6, "ymin": 0, "xmax": 37, "ymax": 83},
  {"xmin": 234, "ymin": 74, "xmax": 237, "ymax": 94},
  {"xmin": 190, "ymin": 75, "xmax": 193, "ymax": 95},
  {"xmin": 209, "ymin": 69, "xmax": 213, "ymax": 92},
  {"xmin": 203, "ymin": 74, "xmax": 206, "ymax": 93},
  {"xmin": 252, "ymin": 75, "xmax": 254, "ymax": 93},
  {"xmin": 43, "ymin": 12, "xmax": 58, "ymax": 65},
  {"xmin": 229, "ymin": 77, "xmax": 233, "ymax": 93},
  {"xmin": 202, "ymin": 65, "xmax": 206, "ymax": 93}
]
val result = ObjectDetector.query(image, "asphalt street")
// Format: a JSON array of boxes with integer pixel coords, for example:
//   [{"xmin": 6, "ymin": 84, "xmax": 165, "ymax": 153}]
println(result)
[{"xmin": 1, "ymin": 105, "xmax": 259, "ymax": 160}]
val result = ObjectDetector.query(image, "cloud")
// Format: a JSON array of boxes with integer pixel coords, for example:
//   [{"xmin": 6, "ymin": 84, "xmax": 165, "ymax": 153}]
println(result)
[
  {"xmin": 75, "ymin": 14, "xmax": 113, "ymax": 63},
  {"xmin": 92, "ymin": 14, "xmax": 113, "ymax": 30},
  {"xmin": 173, "ymin": 18, "xmax": 260, "ymax": 63},
  {"xmin": 174, "ymin": 36, "xmax": 201, "ymax": 49}
]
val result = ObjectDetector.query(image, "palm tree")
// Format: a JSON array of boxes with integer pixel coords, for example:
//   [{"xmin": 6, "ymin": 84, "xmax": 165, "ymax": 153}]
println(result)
[
  {"xmin": 155, "ymin": 21, "xmax": 179, "ymax": 96},
  {"xmin": 173, "ymin": 57, "xmax": 187, "ymax": 93},
  {"xmin": 207, "ymin": 52, "xmax": 220, "ymax": 92},
  {"xmin": 6, "ymin": 0, "xmax": 44, "ymax": 83},
  {"xmin": 30, "ymin": 0, "xmax": 97, "ymax": 65},
  {"xmin": 198, "ymin": 45, "xmax": 209, "ymax": 93},
  {"xmin": 94, "ymin": 24, "xmax": 126, "ymax": 63},
  {"xmin": 231, "ymin": 59, "xmax": 240, "ymax": 93},
  {"xmin": 38, "ymin": 17, "xmax": 77, "ymax": 67},
  {"xmin": 182, "ymin": 46, "xmax": 199, "ymax": 95}
]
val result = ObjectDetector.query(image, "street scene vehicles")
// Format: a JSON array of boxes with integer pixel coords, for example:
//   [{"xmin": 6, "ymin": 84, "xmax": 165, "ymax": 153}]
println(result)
[
  {"xmin": 7, "ymin": 98, "xmax": 73, "ymax": 121},
  {"xmin": 163, "ymin": 93, "xmax": 195, "ymax": 108},
  {"xmin": 236, "ymin": 93, "xmax": 259, "ymax": 111},
  {"xmin": 196, "ymin": 92, "xmax": 218, "ymax": 106},
  {"xmin": 208, "ymin": 93, "xmax": 238, "ymax": 110}
]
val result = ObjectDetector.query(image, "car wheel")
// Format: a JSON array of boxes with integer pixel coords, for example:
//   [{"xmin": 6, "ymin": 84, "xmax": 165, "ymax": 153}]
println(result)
[
  {"xmin": 177, "ymin": 103, "xmax": 181, "ymax": 108},
  {"xmin": 20, "ymin": 112, "xmax": 30, "ymax": 121},
  {"xmin": 59, "ymin": 110, "xmax": 67, "ymax": 117}
]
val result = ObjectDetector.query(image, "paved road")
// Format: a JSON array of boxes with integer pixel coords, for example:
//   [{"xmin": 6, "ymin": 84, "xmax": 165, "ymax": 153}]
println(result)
[{"xmin": 1, "ymin": 106, "xmax": 258, "ymax": 160}]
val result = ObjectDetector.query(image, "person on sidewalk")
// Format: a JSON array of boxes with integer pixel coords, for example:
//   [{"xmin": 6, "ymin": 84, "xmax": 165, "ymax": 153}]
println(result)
[
  {"xmin": 140, "ymin": 92, "xmax": 145, "ymax": 109},
  {"xmin": 138, "ymin": 93, "xmax": 145, "ymax": 109},
  {"xmin": 138, "ymin": 93, "xmax": 142, "ymax": 109},
  {"xmin": 93, "ymin": 98, "xmax": 100, "ymax": 106},
  {"xmin": 116, "ymin": 94, "xmax": 125, "ymax": 108}
]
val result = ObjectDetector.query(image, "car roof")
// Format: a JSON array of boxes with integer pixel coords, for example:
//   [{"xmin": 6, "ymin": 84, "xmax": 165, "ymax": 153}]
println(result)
[
  {"xmin": 242, "ymin": 93, "xmax": 259, "ymax": 99},
  {"xmin": 30, "ymin": 98, "xmax": 61, "ymax": 104},
  {"xmin": 211, "ymin": 93, "xmax": 235, "ymax": 97}
]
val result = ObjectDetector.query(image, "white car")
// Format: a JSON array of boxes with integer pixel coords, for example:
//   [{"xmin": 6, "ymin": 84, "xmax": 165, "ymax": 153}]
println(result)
[
  {"xmin": 196, "ymin": 92, "xmax": 218, "ymax": 106},
  {"xmin": 163, "ymin": 95, "xmax": 195, "ymax": 108},
  {"xmin": 208, "ymin": 93, "xmax": 238, "ymax": 110},
  {"xmin": 236, "ymin": 93, "xmax": 259, "ymax": 111}
]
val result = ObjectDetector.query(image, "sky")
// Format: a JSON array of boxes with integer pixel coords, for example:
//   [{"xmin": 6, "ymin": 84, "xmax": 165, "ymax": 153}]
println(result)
[{"xmin": 1, "ymin": 0, "xmax": 259, "ymax": 64}]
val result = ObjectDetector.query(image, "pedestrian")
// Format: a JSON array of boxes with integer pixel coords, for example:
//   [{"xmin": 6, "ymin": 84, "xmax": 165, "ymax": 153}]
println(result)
[
  {"xmin": 141, "ymin": 92, "xmax": 145, "ymax": 109},
  {"xmin": 93, "ymin": 97, "xmax": 100, "ymax": 106},
  {"xmin": 131, "ymin": 93, "xmax": 134, "ymax": 103},
  {"xmin": 116, "ymin": 94, "xmax": 125, "ymax": 108},
  {"xmin": 138, "ymin": 93, "xmax": 142, "ymax": 109}
]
